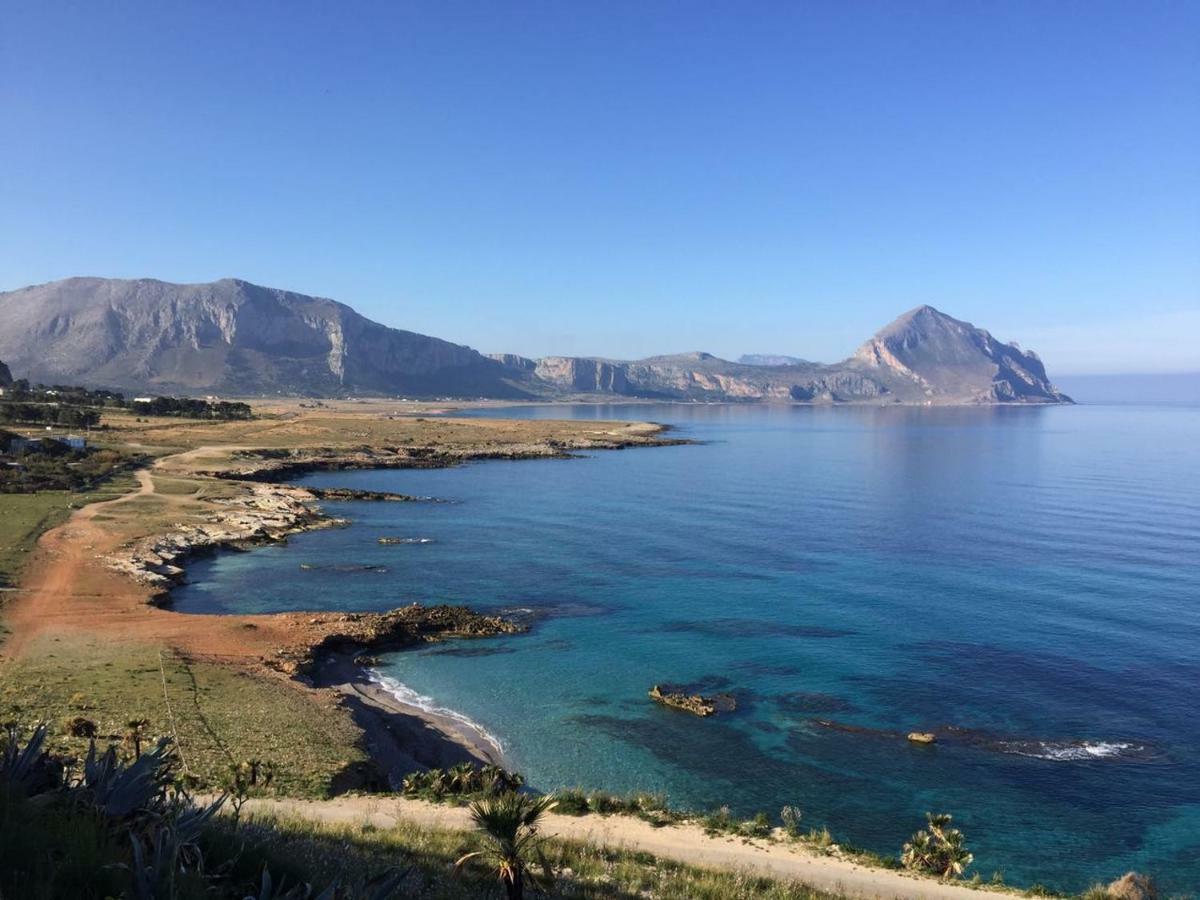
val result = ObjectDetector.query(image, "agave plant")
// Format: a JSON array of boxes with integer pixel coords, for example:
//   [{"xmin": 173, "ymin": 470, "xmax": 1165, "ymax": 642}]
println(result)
[
  {"xmin": 78, "ymin": 736, "xmax": 177, "ymax": 819},
  {"xmin": 0, "ymin": 722, "xmax": 56, "ymax": 795},
  {"xmin": 242, "ymin": 864, "xmax": 409, "ymax": 900},
  {"xmin": 901, "ymin": 812, "xmax": 974, "ymax": 878},
  {"xmin": 126, "ymin": 811, "xmax": 223, "ymax": 900},
  {"xmin": 456, "ymin": 792, "xmax": 557, "ymax": 900}
]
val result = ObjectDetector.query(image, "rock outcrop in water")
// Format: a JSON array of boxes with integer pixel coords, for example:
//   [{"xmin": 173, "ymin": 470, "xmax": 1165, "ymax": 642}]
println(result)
[{"xmin": 649, "ymin": 684, "xmax": 737, "ymax": 717}]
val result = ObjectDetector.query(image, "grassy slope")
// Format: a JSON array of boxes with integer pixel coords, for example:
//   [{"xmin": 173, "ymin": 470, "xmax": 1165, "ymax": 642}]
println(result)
[
  {"xmin": 0, "ymin": 475, "xmax": 137, "ymax": 588},
  {"xmin": 0, "ymin": 636, "xmax": 371, "ymax": 797}
]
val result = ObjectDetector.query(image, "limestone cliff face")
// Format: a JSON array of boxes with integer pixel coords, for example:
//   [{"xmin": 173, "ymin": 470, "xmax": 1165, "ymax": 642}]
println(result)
[
  {"xmin": 0, "ymin": 278, "xmax": 526, "ymax": 397},
  {"xmin": 500, "ymin": 352, "xmax": 890, "ymax": 402},
  {"xmin": 534, "ymin": 357, "xmax": 630, "ymax": 393}
]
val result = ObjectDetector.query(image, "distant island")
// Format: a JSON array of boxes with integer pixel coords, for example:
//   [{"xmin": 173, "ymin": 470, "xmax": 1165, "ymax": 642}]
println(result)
[{"xmin": 0, "ymin": 277, "xmax": 1070, "ymax": 405}]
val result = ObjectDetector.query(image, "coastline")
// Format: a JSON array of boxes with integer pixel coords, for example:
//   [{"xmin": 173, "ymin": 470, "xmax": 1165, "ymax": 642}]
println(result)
[
  {"xmin": 308, "ymin": 651, "xmax": 505, "ymax": 787},
  {"xmin": 2, "ymin": 411, "xmax": 680, "ymax": 791}
]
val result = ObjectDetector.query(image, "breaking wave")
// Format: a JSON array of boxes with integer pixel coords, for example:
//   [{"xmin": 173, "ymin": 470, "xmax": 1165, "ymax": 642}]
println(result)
[
  {"xmin": 365, "ymin": 669, "xmax": 506, "ymax": 756},
  {"xmin": 993, "ymin": 740, "xmax": 1148, "ymax": 761}
]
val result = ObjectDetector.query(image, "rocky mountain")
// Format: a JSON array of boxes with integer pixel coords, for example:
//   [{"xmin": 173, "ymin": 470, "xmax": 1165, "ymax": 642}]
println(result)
[
  {"xmin": 494, "ymin": 307, "xmax": 1071, "ymax": 404},
  {"xmin": 0, "ymin": 278, "xmax": 526, "ymax": 397},
  {"xmin": 0, "ymin": 278, "xmax": 1069, "ymax": 404},
  {"xmin": 850, "ymin": 305, "xmax": 1069, "ymax": 403}
]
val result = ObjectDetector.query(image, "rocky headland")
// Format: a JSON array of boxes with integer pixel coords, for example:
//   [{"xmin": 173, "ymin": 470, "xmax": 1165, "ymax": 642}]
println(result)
[{"xmin": 274, "ymin": 603, "xmax": 526, "ymax": 679}]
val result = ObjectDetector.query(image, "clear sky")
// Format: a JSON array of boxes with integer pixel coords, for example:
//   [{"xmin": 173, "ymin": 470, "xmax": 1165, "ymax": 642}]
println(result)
[{"xmin": 2, "ymin": 1, "xmax": 1197, "ymax": 373}]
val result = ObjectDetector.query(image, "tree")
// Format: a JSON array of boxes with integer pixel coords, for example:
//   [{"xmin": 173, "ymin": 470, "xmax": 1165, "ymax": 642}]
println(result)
[
  {"xmin": 455, "ymin": 792, "xmax": 556, "ymax": 900},
  {"xmin": 901, "ymin": 812, "xmax": 974, "ymax": 878}
]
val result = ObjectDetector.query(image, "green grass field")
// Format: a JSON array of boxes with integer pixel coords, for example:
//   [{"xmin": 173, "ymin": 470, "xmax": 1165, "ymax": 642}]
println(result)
[{"xmin": 0, "ymin": 637, "xmax": 372, "ymax": 797}]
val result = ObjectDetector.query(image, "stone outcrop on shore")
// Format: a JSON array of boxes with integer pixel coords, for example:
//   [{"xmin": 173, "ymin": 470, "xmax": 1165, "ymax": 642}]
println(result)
[
  {"xmin": 275, "ymin": 603, "xmax": 526, "ymax": 677},
  {"xmin": 304, "ymin": 486, "xmax": 444, "ymax": 503},
  {"xmin": 105, "ymin": 484, "xmax": 343, "ymax": 600}
]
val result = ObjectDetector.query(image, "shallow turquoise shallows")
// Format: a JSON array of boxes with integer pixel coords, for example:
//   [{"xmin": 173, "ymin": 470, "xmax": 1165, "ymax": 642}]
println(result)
[{"xmin": 175, "ymin": 404, "xmax": 1200, "ymax": 893}]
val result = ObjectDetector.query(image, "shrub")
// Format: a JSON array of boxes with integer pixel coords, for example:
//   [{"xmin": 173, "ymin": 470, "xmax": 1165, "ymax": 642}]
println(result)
[
  {"xmin": 739, "ymin": 811, "xmax": 773, "ymax": 839},
  {"xmin": 780, "ymin": 804, "xmax": 802, "ymax": 837},
  {"xmin": 901, "ymin": 812, "xmax": 974, "ymax": 879},
  {"xmin": 399, "ymin": 762, "xmax": 524, "ymax": 801},
  {"xmin": 552, "ymin": 788, "xmax": 590, "ymax": 816}
]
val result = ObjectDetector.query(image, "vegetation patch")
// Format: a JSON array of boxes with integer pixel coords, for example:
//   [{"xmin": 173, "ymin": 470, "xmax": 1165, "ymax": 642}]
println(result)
[
  {"xmin": 0, "ymin": 477, "xmax": 136, "ymax": 586},
  {"xmin": 0, "ymin": 637, "xmax": 371, "ymax": 797}
]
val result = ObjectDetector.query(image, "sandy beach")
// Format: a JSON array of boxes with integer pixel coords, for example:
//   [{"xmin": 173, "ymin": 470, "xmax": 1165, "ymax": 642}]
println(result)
[{"xmin": 309, "ymin": 651, "xmax": 505, "ymax": 784}]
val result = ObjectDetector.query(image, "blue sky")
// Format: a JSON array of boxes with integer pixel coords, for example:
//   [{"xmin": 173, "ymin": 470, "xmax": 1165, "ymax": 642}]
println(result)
[{"xmin": 2, "ymin": 2, "xmax": 1196, "ymax": 373}]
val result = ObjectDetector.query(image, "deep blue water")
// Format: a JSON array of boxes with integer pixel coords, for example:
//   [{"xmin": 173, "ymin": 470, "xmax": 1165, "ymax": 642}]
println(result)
[{"xmin": 175, "ymin": 404, "xmax": 1200, "ymax": 893}]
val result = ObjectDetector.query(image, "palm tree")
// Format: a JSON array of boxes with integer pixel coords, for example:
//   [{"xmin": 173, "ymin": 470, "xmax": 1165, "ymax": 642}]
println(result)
[
  {"xmin": 448, "ymin": 761, "xmax": 478, "ymax": 793},
  {"xmin": 456, "ymin": 792, "xmax": 557, "ymax": 900},
  {"xmin": 902, "ymin": 812, "xmax": 974, "ymax": 878}
]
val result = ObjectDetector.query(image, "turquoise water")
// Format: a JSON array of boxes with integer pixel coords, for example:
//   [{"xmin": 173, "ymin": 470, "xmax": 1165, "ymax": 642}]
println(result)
[{"xmin": 175, "ymin": 404, "xmax": 1200, "ymax": 893}]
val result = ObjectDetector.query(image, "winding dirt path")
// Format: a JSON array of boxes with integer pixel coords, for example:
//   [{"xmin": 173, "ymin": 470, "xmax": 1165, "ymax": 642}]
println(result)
[
  {"xmin": 1, "ymin": 460, "xmax": 308, "ymax": 663},
  {"xmin": 243, "ymin": 796, "xmax": 993, "ymax": 900}
]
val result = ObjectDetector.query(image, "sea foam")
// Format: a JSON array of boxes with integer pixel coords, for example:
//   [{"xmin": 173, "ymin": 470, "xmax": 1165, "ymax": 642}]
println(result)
[{"xmin": 365, "ymin": 668, "xmax": 506, "ymax": 756}]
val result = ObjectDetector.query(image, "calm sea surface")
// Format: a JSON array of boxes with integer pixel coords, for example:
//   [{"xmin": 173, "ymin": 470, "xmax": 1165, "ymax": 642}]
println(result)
[{"xmin": 175, "ymin": 404, "xmax": 1200, "ymax": 892}]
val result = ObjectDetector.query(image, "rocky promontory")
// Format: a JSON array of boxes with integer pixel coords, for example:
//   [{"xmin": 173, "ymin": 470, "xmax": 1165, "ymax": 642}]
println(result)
[{"xmin": 275, "ymin": 603, "xmax": 526, "ymax": 677}]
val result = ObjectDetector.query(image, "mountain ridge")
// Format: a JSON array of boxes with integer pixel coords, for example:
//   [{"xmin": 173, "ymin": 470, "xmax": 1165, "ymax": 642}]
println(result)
[
  {"xmin": 0, "ymin": 278, "xmax": 1070, "ymax": 404},
  {"xmin": 0, "ymin": 277, "xmax": 527, "ymax": 398}
]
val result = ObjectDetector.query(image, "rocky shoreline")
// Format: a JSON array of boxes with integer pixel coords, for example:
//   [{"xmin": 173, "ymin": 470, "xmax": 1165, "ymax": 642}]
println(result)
[
  {"xmin": 94, "ymin": 427, "xmax": 683, "ymax": 783},
  {"xmin": 271, "ymin": 603, "xmax": 526, "ymax": 678},
  {"xmin": 108, "ymin": 428, "xmax": 686, "ymax": 604},
  {"xmin": 105, "ymin": 483, "xmax": 345, "ymax": 602},
  {"xmin": 201, "ymin": 432, "xmax": 689, "ymax": 481}
]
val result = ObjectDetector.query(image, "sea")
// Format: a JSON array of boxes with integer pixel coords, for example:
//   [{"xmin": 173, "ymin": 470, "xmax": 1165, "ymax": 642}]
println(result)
[{"xmin": 174, "ymin": 402, "xmax": 1200, "ymax": 893}]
